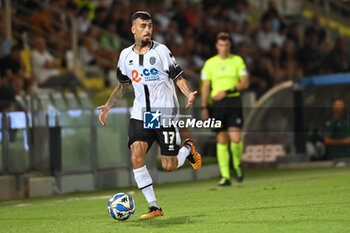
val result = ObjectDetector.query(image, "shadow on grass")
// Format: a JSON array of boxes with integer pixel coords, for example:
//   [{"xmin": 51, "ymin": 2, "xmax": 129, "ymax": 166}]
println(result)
[{"xmin": 127, "ymin": 214, "xmax": 206, "ymax": 228}]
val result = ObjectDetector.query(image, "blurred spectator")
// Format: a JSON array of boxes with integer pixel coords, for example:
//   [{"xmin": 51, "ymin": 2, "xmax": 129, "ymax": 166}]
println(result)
[
  {"xmin": 269, "ymin": 44, "xmax": 285, "ymax": 84},
  {"xmin": 229, "ymin": 21, "xmax": 244, "ymax": 46},
  {"xmin": 273, "ymin": 24, "xmax": 287, "ymax": 47},
  {"xmin": 0, "ymin": 74, "xmax": 16, "ymax": 111},
  {"xmin": 304, "ymin": 14, "xmax": 326, "ymax": 46},
  {"xmin": 191, "ymin": 42, "xmax": 206, "ymax": 73},
  {"xmin": 8, "ymin": 0, "xmax": 347, "ymax": 101},
  {"xmin": 152, "ymin": 20, "xmax": 166, "ymax": 44},
  {"xmin": 92, "ymin": 6, "xmax": 108, "ymax": 29},
  {"xmin": 241, "ymin": 22, "xmax": 254, "ymax": 49},
  {"xmin": 228, "ymin": 0, "xmax": 248, "ymax": 26},
  {"xmin": 90, "ymin": 0, "xmax": 113, "ymax": 7},
  {"xmin": 33, "ymin": 0, "xmax": 68, "ymax": 56},
  {"xmin": 169, "ymin": 43, "xmax": 187, "ymax": 69},
  {"xmin": 298, "ymin": 33, "xmax": 321, "ymax": 76},
  {"xmin": 261, "ymin": 0, "xmax": 284, "ymax": 32},
  {"xmin": 0, "ymin": 45, "xmax": 16, "ymax": 111},
  {"xmin": 154, "ymin": 3, "xmax": 171, "ymax": 31},
  {"xmin": 100, "ymin": 23, "xmax": 122, "ymax": 51},
  {"xmin": 31, "ymin": 37, "xmax": 88, "ymax": 93},
  {"xmin": 324, "ymin": 99, "xmax": 350, "ymax": 159},
  {"xmin": 164, "ymin": 20, "xmax": 183, "ymax": 45},
  {"xmin": 280, "ymin": 40, "xmax": 303, "ymax": 81},
  {"xmin": 0, "ymin": 20, "xmax": 13, "ymax": 58},
  {"xmin": 62, "ymin": 1, "xmax": 79, "ymax": 29},
  {"xmin": 76, "ymin": 6, "xmax": 91, "ymax": 34},
  {"xmin": 255, "ymin": 18, "xmax": 278, "ymax": 52},
  {"xmin": 236, "ymin": 42, "xmax": 254, "ymax": 71},
  {"xmin": 249, "ymin": 56, "xmax": 274, "ymax": 98},
  {"xmin": 79, "ymin": 26, "xmax": 115, "ymax": 70},
  {"xmin": 287, "ymin": 23, "xmax": 302, "ymax": 50},
  {"xmin": 328, "ymin": 37, "xmax": 350, "ymax": 73},
  {"xmin": 172, "ymin": 1, "xmax": 191, "ymax": 30},
  {"xmin": 0, "ymin": 46, "xmax": 35, "ymax": 95},
  {"xmin": 33, "ymin": 0, "xmax": 68, "ymax": 37}
]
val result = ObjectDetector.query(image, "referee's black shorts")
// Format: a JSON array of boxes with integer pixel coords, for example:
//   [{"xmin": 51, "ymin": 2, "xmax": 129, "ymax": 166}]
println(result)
[{"xmin": 209, "ymin": 96, "xmax": 243, "ymax": 132}]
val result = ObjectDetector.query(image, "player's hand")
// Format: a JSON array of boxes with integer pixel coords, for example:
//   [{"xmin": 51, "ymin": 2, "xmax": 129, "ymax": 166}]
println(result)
[
  {"xmin": 201, "ymin": 108, "xmax": 209, "ymax": 120},
  {"xmin": 186, "ymin": 91, "xmax": 197, "ymax": 109},
  {"xmin": 97, "ymin": 105, "xmax": 110, "ymax": 126},
  {"xmin": 212, "ymin": 91, "xmax": 227, "ymax": 101}
]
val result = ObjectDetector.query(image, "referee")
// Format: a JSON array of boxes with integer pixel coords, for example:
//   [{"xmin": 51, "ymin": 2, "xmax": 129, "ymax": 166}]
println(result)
[{"xmin": 201, "ymin": 32, "xmax": 249, "ymax": 186}]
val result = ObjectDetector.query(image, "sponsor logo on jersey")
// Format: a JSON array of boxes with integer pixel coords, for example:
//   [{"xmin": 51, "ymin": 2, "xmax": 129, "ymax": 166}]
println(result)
[
  {"xmin": 132, "ymin": 68, "xmax": 160, "ymax": 82},
  {"xmin": 143, "ymin": 110, "xmax": 161, "ymax": 129},
  {"xmin": 129, "ymin": 60, "xmax": 133, "ymax": 65}
]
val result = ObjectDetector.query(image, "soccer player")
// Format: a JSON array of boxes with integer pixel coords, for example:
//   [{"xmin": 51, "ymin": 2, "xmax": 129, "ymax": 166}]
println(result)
[
  {"xmin": 201, "ymin": 32, "xmax": 249, "ymax": 186},
  {"xmin": 97, "ymin": 11, "xmax": 201, "ymax": 218}
]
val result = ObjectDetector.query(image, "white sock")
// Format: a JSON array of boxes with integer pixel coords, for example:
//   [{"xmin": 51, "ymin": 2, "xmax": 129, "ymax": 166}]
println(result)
[
  {"xmin": 176, "ymin": 145, "xmax": 191, "ymax": 169},
  {"xmin": 133, "ymin": 165, "xmax": 158, "ymax": 207}
]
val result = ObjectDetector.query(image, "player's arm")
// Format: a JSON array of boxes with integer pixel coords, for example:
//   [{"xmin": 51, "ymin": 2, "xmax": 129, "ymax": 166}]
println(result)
[
  {"xmin": 97, "ymin": 82, "xmax": 129, "ymax": 126},
  {"xmin": 175, "ymin": 76, "xmax": 197, "ymax": 109}
]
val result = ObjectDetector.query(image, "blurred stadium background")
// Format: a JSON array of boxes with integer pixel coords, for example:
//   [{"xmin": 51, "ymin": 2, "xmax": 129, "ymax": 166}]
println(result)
[{"xmin": 1, "ymin": 0, "xmax": 350, "ymax": 200}]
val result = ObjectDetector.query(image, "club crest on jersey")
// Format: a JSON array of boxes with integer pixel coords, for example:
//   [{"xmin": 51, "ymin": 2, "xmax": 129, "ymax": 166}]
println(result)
[
  {"xmin": 149, "ymin": 56, "xmax": 156, "ymax": 65},
  {"xmin": 129, "ymin": 60, "xmax": 133, "ymax": 65}
]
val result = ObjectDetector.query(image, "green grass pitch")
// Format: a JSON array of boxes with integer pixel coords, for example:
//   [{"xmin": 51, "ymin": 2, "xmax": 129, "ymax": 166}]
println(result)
[{"xmin": 1, "ymin": 167, "xmax": 350, "ymax": 233}]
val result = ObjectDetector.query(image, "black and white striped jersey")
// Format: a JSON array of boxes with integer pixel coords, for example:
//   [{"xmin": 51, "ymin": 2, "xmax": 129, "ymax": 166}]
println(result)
[{"xmin": 116, "ymin": 40, "xmax": 183, "ymax": 121}]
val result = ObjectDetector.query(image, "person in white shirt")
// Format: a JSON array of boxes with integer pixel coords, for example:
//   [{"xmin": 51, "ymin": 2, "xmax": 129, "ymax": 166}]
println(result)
[
  {"xmin": 31, "ymin": 37, "xmax": 88, "ymax": 94},
  {"xmin": 97, "ymin": 11, "xmax": 202, "ymax": 219}
]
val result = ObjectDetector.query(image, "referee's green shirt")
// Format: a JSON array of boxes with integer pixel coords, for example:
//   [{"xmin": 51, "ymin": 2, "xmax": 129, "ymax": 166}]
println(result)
[{"xmin": 201, "ymin": 54, "xmax": 248, "ymax": 98}]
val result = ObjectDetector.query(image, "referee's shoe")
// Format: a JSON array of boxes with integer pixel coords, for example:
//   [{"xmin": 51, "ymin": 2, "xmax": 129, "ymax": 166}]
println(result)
[
  {"xmin": 235, "ymin": 165, "xmax": 244, "ymax": 183},
  {"xmin": 184, "ymin": 139, "xmax": 202, "ymax": 170}
]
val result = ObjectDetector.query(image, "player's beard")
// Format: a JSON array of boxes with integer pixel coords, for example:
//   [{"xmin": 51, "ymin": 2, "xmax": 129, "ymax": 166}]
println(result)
[{"xmin": 141, "ymin": 38, "xmax": 151, "ymax": 47}]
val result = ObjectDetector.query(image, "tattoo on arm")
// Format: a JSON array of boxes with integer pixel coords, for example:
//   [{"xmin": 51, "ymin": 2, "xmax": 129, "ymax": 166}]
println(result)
[
  {"xmin": 105, "ymin": 82, "xmax": 129, "ymax": 108},
  {"xmin": 176, "ymin": 76, "xmax": 193, "ymax": 97}
]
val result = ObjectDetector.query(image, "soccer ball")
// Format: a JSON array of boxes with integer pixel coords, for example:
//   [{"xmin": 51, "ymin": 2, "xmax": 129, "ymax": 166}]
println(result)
[{"xmin": 107, "ymin": 193, "xmax": 135, "ymax": 221}]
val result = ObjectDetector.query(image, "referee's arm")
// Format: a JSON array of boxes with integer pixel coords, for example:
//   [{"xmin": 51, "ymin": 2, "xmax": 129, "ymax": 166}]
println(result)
[
  {"xmin": 212, "ymin": 76, "xmax": 249, "ymax": 101},
  {"xmin": 201, "ymin": 80, "xmax": 211, "ymax": 120}
]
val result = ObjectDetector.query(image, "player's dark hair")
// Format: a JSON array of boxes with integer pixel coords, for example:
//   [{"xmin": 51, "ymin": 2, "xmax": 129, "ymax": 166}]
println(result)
[
  {"xmin": 131, "ymin": 11, "xmax": 152, "ymax": 24},
  {"xmin": 216, "ymin": 32, "xmax": 230, "ymax": 42}
]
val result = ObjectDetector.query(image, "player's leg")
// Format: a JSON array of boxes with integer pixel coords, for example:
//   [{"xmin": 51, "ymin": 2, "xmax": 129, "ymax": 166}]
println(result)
[
  {"xmin": 131, "ymin": 142, "xmax": 158, "ymax": 207},
  {"xmin": 182, "ymin": 138, "xmax": 202, "ymax": 170},
  {"xmin": 130, "ymin": 141, "xmax": 162, "ymax": 218},
  {"xmin": 158, "ymin": 126, "xmax": 201, "ymax": 171},
  {"xmin": 217, "ymin": 131, "xmax": 231, "ymax": 186},
  {"xmin": 128, "ymin": 119, "xmax": 161, "ymax": 218}
]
